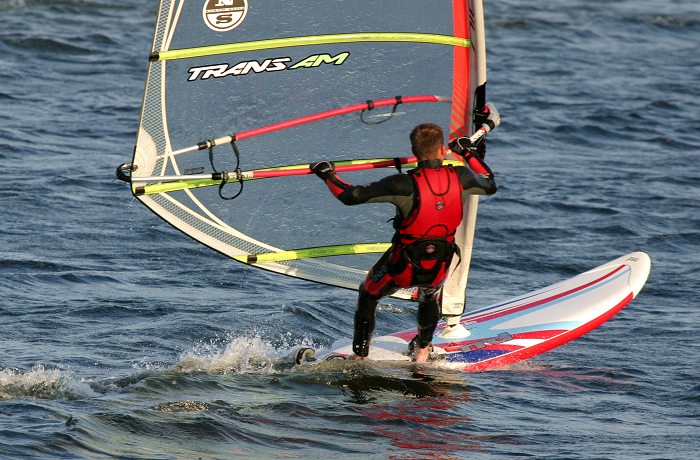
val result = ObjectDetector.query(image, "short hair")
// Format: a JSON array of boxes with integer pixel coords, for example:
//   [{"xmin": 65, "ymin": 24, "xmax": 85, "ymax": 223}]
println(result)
[{"xmin": 410, "ymin": 123, "xmax": 444, "ymax": 159}]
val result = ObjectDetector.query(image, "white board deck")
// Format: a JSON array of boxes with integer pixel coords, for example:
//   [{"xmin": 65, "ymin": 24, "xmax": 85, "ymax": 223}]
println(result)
[{"xmin": 313, "ymin": 252, "xmax": 650, "ymax": 371}]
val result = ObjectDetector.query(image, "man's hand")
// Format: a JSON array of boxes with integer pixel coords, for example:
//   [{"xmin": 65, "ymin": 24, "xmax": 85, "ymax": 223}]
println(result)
[
  {"xmin": 450, "ymin": 101, "xmax": 501, "ymax": 158},
  {"xmin": 475, "ymin": 102, "xmax": 501, "ymax": 132},
  {"xmin": 310, "ymin": 160, "xmax": 335, "ymax": 180},
  {"xmin": 448, "ymin": 137, "xmax": 475, "ymax": 157}
]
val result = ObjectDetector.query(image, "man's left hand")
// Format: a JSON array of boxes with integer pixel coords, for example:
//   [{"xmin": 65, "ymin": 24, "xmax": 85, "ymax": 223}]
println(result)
[{"xmin": 310, "ymin": 160, "xmax": 335, "ymax": 179}]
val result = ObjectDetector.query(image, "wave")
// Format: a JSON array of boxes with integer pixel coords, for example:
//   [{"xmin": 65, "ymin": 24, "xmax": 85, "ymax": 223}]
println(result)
[
  {"xmin": 2, "ymin": 36, "xmax": 92, "ymax": 55},
  {"xmin": 628, "ymin": 14, "xmax": 700, "ymax": 29},
  {"xmin": 172, "ymin": 334, "xmax": 318, "ymax": 376},
  {"xmin": 0, "ymin": 365, "xmax": 98, "ymax": 400}
]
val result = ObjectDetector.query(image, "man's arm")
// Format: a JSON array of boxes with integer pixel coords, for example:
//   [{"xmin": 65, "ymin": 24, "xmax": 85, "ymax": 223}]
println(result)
[
  {"xmin": 448, "ymin": 101, "xmax": 499, "ymax": 195},
  {"xmin": 448, "ymin": 115, "xmax": 498, "ymax": 195},
  {"xmin": 455, "ymin": 158, "xmax": 497, "ymax": 196},
  {"xmin": 311, "ymin": 161, "xmax": 414, "ymax": 206}
]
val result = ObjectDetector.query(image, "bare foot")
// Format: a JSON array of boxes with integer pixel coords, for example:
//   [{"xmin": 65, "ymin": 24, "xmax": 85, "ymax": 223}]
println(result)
[
  {"xmin": 413, "ymin": 345, "xmax": 430, "ymax": 363},
  {"xmin": 350, "ymin": 355, "xmax": 366, "ymax": 361}
]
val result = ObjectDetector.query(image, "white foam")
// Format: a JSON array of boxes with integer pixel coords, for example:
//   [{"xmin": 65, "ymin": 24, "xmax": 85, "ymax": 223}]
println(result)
[
  {"xmin": 0, "ymin": 365, "xmax": 98, "ymax": 400},
  {"xmin": 174, "ymin": 333, "xmax": 318, "ymax": 375}
]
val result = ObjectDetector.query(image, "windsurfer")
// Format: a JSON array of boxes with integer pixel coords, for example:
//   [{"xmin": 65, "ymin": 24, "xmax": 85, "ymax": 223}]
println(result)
[{"xmin": 312, "ymin": 113, "xmax": 498, "ymax": 362}]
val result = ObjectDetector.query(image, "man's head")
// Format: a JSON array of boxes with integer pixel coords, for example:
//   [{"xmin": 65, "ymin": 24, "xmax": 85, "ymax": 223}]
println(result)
[{"xmin": 410, "ymin": 123, "xmax": 445, "ymax": 160}]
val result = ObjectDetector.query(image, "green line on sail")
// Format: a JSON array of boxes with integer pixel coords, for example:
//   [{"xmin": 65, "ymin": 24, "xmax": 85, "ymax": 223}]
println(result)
[
  {"xmin": 134, "ymin": 178, "xmax": 219, "ymax": 195},
  {"xmin": 157, "ymin": 33, "xmax": 470, "ymax": 61},
  {"xmin": 234, "ymin": 242, "xmax": 392, "ymax": 263}
]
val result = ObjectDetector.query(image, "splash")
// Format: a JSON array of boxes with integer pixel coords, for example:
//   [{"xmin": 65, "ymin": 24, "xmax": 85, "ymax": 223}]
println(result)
[
  {"xmin": 0, "ymin": 0, "xmax": 28, "ymax": 9},
  {"xmin": 0, "ymin": 365, "xmax": 98, "ymax": 400},
  {"xmin": 173, "ymin": 333, "xmax": 318, "ymax": 375}
]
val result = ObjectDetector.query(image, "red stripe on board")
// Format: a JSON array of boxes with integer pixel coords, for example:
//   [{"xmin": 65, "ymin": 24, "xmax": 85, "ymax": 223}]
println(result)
[
  {"xmin": 436, "ymin": 329, "xmax": 565, "ymax": 352},
  {"xmin": 464, "ymin": 265, "xmax": 627, "ymax": 325},
  {"xmin": 513, "ymin": 329, "xmax": 568, "ymax": 340},
  {"xmin": 463, "ymin": 292, "xmax": 634, "ymax": 372}
]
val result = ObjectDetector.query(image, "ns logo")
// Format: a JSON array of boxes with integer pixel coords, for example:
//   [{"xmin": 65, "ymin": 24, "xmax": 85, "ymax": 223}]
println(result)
[{"xmin": 203, "ymin": 0, "xmax": 248, "ymax": 32}]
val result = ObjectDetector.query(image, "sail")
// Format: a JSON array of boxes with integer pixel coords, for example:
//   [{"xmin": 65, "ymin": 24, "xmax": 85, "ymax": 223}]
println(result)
[{"xmin": 125, "ymin": 0, "xmax": 490, "ymax": 303}]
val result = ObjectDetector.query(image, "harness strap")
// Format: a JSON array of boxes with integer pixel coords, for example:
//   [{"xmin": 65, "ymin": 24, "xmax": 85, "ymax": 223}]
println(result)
[{"xmin": 400, "ymin": 238, "xmax": 460, "ymax": 274}]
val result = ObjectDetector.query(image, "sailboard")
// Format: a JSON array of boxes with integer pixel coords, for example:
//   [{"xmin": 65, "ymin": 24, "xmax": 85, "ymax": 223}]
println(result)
[
  {"xmin": 300, "ymin": 252, "xmax": 651, "ymax": 372},
  {"xmin": 118, "ymin": 0, "xmax": 492, "ymax": 307},
  {"xmin": 119, "ymin": 3, "xmax": 651, "ymax": 371}
]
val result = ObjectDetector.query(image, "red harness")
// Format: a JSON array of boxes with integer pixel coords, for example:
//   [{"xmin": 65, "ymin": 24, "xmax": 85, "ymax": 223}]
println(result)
[
  {"xmin": 362, "ymin": 165, "xmax": 464, "ymax": 295},
  {"xmin": 398, "ymin": 165, "xmax": 464, "ymax": 245}
]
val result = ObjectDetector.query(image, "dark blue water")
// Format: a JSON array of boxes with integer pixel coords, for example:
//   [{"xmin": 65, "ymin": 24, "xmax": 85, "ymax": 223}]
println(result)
[{"xmin": 1, "ymin": 0, "xmax": 699, "ymax": 458}]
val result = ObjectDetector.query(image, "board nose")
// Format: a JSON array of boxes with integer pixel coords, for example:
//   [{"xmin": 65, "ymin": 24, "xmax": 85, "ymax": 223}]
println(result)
[{"xmin": 625, "ymin": 251, "xmax": 651, "ymax": 298}]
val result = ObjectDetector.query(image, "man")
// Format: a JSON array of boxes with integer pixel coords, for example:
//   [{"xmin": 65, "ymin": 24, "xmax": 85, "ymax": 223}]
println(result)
[{"xmin": 311, "ymin": 113, "xmax": 497, "ymax": 362}]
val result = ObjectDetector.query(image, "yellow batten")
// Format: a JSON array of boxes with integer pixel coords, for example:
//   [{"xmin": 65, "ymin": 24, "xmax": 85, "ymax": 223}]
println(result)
[
  {"xmin": 234, "ymin": 243, "xmax": 392, "ymax": 263},
  {"xmin": 158, "ymin": 33, "xmax": 470, "ymax": 60}
]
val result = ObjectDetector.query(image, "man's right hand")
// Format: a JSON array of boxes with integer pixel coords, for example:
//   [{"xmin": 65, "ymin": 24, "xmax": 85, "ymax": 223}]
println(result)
[
  {"xmin": 474, "ymin": 102, "xmax": 501, "ymax": 133},
  {"xmin": 310, "ymin": 160, "xmax": 335, "ymax": 179},
  {"xmin": 448, "ymin": 137, "xmax": 475, "ymax": 157}
]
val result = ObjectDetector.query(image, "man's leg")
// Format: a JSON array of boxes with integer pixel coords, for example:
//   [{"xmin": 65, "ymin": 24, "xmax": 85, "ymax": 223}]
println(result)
[
  {"xmin": 413, "ymin": 287, "xmax": 442, "ymax": 362},
  {"xmin": 353, "ymin": 252, "xmax": 399, "ymax": 358},
  {"xmin": 352, "ymin": 284, "xmax": 380, "ymax": 358}
]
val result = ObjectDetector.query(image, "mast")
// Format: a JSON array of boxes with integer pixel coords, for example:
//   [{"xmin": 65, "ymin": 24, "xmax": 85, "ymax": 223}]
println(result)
[{"xmin": 440, "ymin": 0, "xmax": 488, "ymax": 334}]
